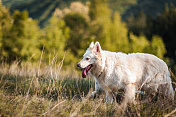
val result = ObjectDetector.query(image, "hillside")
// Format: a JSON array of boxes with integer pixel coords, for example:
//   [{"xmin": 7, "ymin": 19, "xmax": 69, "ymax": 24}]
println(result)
[
  {"xmin": 2, "ymin": 0, "xmax": 176, "ymax": 26},
  {"xmin": 2, "ymin": 0, "xmax": 88, "ymax": 27},
  {"xmin": 122, "ymin": 0, "xmax": 176, "ymax": 20},
  {"xmin": 2, "ymin": 0, "xmax": 137, "ymax": 26}
]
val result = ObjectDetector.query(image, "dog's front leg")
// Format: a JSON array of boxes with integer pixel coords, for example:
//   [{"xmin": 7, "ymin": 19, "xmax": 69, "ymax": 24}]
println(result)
[
  {"xmin": 91, "ymin": 80, "xmax": 101, "ymax": 97},
  {"xmin": 91, "ymin": 76, "xmax": 103, "ymax": 97}
]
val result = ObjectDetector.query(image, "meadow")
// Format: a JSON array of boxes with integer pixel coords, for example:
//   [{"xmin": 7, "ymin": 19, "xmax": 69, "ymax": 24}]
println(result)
[
  {"xmin": 0, "ymin": 1, "xmax": 176, "ymax": 116},
  {"xmin": 0, "ymin": 60, "xmax": 175, "ymax": 117}
]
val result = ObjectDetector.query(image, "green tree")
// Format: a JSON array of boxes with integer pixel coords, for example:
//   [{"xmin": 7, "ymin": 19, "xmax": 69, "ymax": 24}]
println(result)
[
  {"xmin": 20, "ymin": 18, "xmax": 41, "ymax": 61},
  {"xmin": 126, "ymin": 4, "xmax": 176, "ymax": 62},
  {"xmin": 109, "ymin": 12, "xmax": 129, "ymax": 52},
  {"xmin": 1, "ymin": 10, "xmax": 41, "ymax": 61},
  {"xmin": 89, "ymin": 0, "xmax": 111, "ymax": 49},
  {"xmin": 153, "ymin": 4, "xmax": 176, "ymax": 60},
  {"xmin": 129, "ymin": 33, "xmax": 150, "ymax": 53},
  {"xmin": 63, "ymin": 13, "xmax": 91, "ymax": 57},
  {"xmin": 129, "ymin": 34, "xmax": 166, "ymax": 59},
  {"xmin": 0, "ymin": 4, "xmax": 12, "ymax": 59},
  {"xmin": 89, "ymin": 0, "xmax": 131, "ymax": 52},
  {"xmin": 127, "ymin": 12, "xmax": 147, "ymax": 36},
  {"xmin": 149, "ymin": 35, "xmax": 166, "ymax": 59},
  {"xmin": 41, "ymin": 16, "xmax": 75, "ymax": 65}
]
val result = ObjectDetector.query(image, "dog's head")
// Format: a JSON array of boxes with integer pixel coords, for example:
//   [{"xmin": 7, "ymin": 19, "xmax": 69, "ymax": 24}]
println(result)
[{"xmin": 77, "ymin": 41, "xmax": 102, "ymax": 78}]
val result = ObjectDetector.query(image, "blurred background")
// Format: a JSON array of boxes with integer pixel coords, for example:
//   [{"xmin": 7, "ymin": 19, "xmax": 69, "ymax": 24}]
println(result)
[{"xmin": 0, "ymin": 0, "xmax": 176, "ymax": 74}]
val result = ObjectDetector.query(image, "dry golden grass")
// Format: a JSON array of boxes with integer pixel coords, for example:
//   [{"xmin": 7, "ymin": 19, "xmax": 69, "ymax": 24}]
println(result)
[{"xmin": 0, "ymin": 61, "xmax": 175, "ymax": 117}]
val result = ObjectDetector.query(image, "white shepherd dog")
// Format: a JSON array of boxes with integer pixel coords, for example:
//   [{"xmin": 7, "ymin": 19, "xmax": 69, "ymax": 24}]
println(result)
[{"xmin": 77, "ymin": 41, "xmax": 175, "ymax": 105}]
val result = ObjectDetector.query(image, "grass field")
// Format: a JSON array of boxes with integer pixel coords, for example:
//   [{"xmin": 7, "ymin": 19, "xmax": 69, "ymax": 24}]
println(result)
[{"xmin": 0, "ymin": 61, "xmax": 175, "ymax": 117}]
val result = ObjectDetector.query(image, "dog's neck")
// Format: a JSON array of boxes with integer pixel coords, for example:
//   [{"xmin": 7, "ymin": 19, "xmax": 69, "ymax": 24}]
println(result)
[{"xmin": 90, "ymin": 52, "xmax": 106, "ymax": 78}]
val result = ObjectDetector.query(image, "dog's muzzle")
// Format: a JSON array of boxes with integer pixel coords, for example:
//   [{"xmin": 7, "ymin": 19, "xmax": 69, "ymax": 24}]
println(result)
[{"xmin": 77, "ymin": 63, "xmax": 81, "ymax": 68}]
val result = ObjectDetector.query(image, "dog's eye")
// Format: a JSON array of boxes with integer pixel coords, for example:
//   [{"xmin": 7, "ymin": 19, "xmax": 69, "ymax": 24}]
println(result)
[{"xmin": 86, "ymin": 58, "xmax": 90, "ymax": 61}]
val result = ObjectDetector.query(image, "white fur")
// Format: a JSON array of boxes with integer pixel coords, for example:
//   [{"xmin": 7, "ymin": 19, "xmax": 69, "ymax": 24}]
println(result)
[{"xmin": 78, "ymin": 41, "xmax": 175, "ymax": 104}]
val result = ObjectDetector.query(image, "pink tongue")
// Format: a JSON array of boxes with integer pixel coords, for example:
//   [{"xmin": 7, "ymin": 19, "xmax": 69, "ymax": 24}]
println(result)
[{"xmin": 82, "ymin": 68, "xmax": 87, "ymax": 78}]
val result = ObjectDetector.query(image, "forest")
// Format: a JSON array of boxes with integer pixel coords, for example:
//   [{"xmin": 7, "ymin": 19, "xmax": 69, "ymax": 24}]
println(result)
[{"xmin": 1, "ymin": 0, "xmax": 176, "ymax": 70}]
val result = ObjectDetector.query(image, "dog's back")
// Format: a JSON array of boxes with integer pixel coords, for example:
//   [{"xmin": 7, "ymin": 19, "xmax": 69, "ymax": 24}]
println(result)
[
  {"xmin": 126, "ymin": 53, "xmax": 174, "ymax": 100},
  {"xmin": 103, "ymin": 52, "xmax": 175, "ymax": 100}
]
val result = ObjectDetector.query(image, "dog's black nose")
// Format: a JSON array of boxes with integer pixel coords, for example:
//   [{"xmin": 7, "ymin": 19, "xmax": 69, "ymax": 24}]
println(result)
[{"xmin": 77, "ymin": 63, "xmax": 81, "ymax": 68}]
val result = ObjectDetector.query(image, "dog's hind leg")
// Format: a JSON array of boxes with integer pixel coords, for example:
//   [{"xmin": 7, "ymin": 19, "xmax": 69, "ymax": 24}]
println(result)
[
  {"xmin": 164, "ymin": 74, "xmax": 175, "ymax": 101},
  {"xmin": 105, "ymin": 90, "xmax": 114, "ymax": 104},
  {"xmin": 121, "ymin": 84, "xmax": 136, "ymax": 108}
]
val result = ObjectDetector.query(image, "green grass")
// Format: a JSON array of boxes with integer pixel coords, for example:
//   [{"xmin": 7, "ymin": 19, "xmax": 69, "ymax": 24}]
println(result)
[{"xmin": 0, "ymin": 62, "xmax": 175, "ymax": 117}]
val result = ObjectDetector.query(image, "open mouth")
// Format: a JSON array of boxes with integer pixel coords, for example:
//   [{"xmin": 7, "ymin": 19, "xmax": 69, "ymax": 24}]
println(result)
[{"xmin": 82, "ymin": 64, "xmax": 93, "ymax": 78}]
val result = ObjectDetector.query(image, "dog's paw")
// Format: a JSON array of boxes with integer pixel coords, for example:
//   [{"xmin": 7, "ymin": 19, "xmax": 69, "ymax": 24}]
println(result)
[{"xmin": 90, "ymin": 91, "xmax": 97, "ymax": 98}]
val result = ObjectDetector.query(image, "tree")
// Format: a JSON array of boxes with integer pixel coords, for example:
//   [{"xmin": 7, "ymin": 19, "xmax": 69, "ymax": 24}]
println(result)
[
  {"xmin": 153, "ymin": 4, "xmax": 176, "ymax": 60},
  {"xmin": 149, "ymin": 35, "xmax": 166, "ymax": 59},
  {"xmin": 126, "ymin": 4, "xmax": 176, "ymax": 61},
  {"xmin": 109, "ymin": 12, "xmax": 129, "ymax": 52},
  {"xmin": 127, "ymin": 11, "xmax": 147, "ymax": 36},
  {"xmin": 63, "ymin": 13, "xmax": 91, "ymax": 57},
  {"xmin": 129, "ymin": 33, "xmax": 150, "ymax": 53},
  {"xmin": 20, "ymin": 18, "xmax": 41, "ymax": 61},
  {"xmin": 1, "ymin": 10, "xmax": 41, "ymax": 61},
  {"xmin": 0, "ymin": 4, "xmax": 12, "ymax": 59},
  {"xmin": 41, "ymin": 16, "xmax": 75, "ymax": 65},
  {"xmin": 89, "ymin": 0, "xmax": 111, "ymax": 49},
  {"xmin": 129, "ymin": 34, "xmax": 166, "ymax": 59}
]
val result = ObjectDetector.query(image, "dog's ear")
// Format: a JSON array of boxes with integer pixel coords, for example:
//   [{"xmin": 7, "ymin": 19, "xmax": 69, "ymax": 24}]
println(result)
[
  {"xmin": 89, "ymin": 42, "xmax": 94, "ymax": 50},
  {"xmin": 94, "ymin": 41, "xmax": 101, "ymax": 53}
]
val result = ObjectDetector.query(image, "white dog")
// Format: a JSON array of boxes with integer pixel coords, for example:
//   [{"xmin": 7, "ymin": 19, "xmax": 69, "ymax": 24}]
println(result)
[{"xmin": 77, "ymin": 41, "xmax": 175, "ymax": 105}]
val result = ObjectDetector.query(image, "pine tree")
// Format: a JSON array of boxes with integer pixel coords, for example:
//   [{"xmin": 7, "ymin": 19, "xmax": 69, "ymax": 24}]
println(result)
[{"xmin": 154, "ymin": 4, "xmax": 176, "ymax": 60}]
